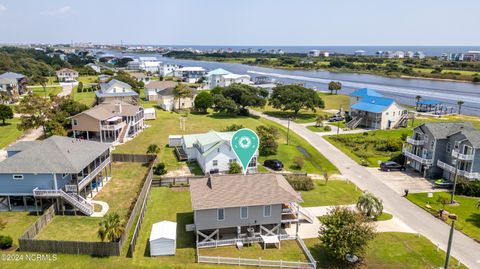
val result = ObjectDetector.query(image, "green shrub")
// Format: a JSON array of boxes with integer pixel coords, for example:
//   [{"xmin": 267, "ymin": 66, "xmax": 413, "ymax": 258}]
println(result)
[
  {"xmin": 292, "ymin": 156, "xmax": 305, "ymax": 169},
  {"xmin": 456, "ymin": 179, "xmax": 480, "ymax": 197},
  {"xmin": 323, "ymin": 125, "xmax": 331, "ymax": 131},
  {"xmin": 285, "ymin": 175, "xmax": 314, "ymax": 191},
  {"xmin": 0, "ymin": 235, "xmax": 13, "ymax": 249},
  {"xmin": 153, "ymin": 162, "xmax": 167, "ymax": 175}
]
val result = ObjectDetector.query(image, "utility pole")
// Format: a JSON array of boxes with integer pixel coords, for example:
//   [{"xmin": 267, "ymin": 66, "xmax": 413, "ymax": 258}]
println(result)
[
  {"xmin": 450, "ymin": 145, "xmax": 460, "ymax": 204},
  {"xmin": 444, "ymin": 214, "xmax": 457, "ymax": 269},
  {"xmin": 286, "ymin": 117, "xmax": 291, "ymax": 145},
  {"xmin": 337, "ymin": 105, "xmax": 342, "ymax": 135}
]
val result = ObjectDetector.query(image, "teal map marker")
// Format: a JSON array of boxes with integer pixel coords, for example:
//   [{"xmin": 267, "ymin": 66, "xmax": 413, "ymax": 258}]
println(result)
[{"xmin": 231, "ymin": 128, "xmax": 259, "ymax": 174}]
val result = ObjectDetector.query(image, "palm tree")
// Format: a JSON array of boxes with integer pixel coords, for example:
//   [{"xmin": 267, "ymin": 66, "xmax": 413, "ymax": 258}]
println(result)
[
  {"xmin": 457, "ymin": 100, "xmax": 464, "ymax": 115},
  {"xmin": 172, "ymin": 84, "xmax": 193, "ymax": 111},
  {"xmin": 98, "ymin": 212, "xmax": 125, "ymax": 242},
  {"xmin": 415, "ymin": 95, "xmax": 422, "ymax": 110},
  {"xmin": 328, "ymin": 81, "xmax": 342, "ymax": 95},
  {"xmin": 146, "ymin": 144, "xmax": 160, "ymax": 155},
  {"xmin": 356, "ymin": 192, "xmax": 383, "ymax": 218}
]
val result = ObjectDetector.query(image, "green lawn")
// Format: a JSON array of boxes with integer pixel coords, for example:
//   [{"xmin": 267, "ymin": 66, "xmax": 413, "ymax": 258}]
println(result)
[
  {"xmin": 0, "ymin": 118, "xmax": 22, "ymax": 149},
  {"xmin": 325, "ymin": 128, "xmax": 410, "ymax": 167},
  {"xmin": 407, "ymin": 192, "xmax": 480, "ymax": 241},
  {"xmin": 199, "ymin": 240, "xmax": 308, "ymax": 262},
  {"xmin": 0, "ymin": 212, "xmax": 38, "ymax": 246},
  {"xmin": 35, "ymin": 162, "xmax": 149, "ymax": 242},
  {"xmin": 71, "ymin": 90, "xmax": 96, "ymax": 107},
  {"xmin": 307, "ymin": 125, "xmax": 332, "ymax": 132},
  {"xmin": 115, "ymin": 109, "xmax": 337, "ymax": 175},
  {"xmin": 318, "ymin": 93, "xmax": 350, "ymax": 110},
  {"xmin": 256, "ymin": 104, "xmax": 332, "ymax": 124},
  {"xmin": 306, "ymin": 232, "xmax": 466, "ymax": 269},
  {"xmin": 31, "ymin": 86, "xmax": 62, "ymax": 97},
  {"xmin": 77, "ymin": 76, "xmax": 98, "ymax": 84},
  {"xmin": 300, "ymin": 180, "xmax": 362, "ymax": 207}
]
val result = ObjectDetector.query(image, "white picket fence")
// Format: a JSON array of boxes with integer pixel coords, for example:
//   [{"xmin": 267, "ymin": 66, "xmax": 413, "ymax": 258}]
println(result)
[
  {"xmin": 197, "ymin": 234, "xmax": 297, "ymax": 248},
  {"xmin": 198, "ymin": 255, "xmax": 315, "ymax": 269}
]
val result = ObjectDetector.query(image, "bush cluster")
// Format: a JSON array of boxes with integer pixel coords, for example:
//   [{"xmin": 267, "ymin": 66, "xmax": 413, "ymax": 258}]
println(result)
[
  {"xmin": 285, "ymin": 175, "xmax": 314, "ymax": 191},
  {"xmin": 0, "ymin": 235, "xmax": 13, "ymax": 249},
  {"xmin": 456, "ymin": 179, "xmax": 480, "ymax": 197}
]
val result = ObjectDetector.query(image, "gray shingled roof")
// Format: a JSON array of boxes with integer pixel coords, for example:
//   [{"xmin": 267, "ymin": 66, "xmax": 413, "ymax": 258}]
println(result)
[
  {"xmin": 189, "ymin": 174, "xmax": 302, "ymax": 210},
  {"xmin": 454, "ymin": 129, "xmax": 480, "ymax": 148},
  {"xmin": 73, "ymin": 100, "xmax": 142, "ymax": 120},
  {"xmin": 0, "ymin": 136, "xmax": 110, "ymax": 174},
  {"xmin": 145, "ymin": 80, "xmax": 177, "ymax": 90},
  {"xmin": 6, "ymin": 141, "xmax": 41, "ymax": 152},
  {"xmin": 0, "ymin": 72, "xmax": 25, "ymax": 79},
  {"xmin": 420, "ymin": 122, "xmax": 474, "ymax": 139}
]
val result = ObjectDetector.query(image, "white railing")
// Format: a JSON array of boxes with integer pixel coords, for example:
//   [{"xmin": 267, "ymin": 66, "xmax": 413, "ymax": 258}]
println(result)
[
  {"xmin": 297, "ymin": 204, "xmax": 315, "ymax": 224},
  {"xmin": 78, "ymin": 156, "xmax": 111, "ymax": 190},
  {"xmin": 406, "ymin": 137, "xmax": 425, "ymax": 146},
  {"xmin": 437, "ymin": 160, "xmax": 480, "ymax": 180},
  {"xmin": 297, "ymin": 237, "xmax": 317, "ymax": 268},
  {"xmin": 101, "ymin": 122, "xmax": 125, "ymax": 131},
  {"xmin": 452, "ymin": 149, "xmax": 474, "ymax": 161},
  {"xmin": 33, "ymin": 188, "xmax": 93, "ymax": 215},
  {"xmin": 198, "ymin": 255, "xmax": 315, "ymax": 269},
  {"xmin": 402, "ymin": 148, "xmax": 433, "ymax": 165},
  {"xmin": 197, "ymin": 234, "xmax": 296, "ymax": 249},
  {"xmin": 119, "ymin": 121, "xmax": 132, "ymax": 143}
]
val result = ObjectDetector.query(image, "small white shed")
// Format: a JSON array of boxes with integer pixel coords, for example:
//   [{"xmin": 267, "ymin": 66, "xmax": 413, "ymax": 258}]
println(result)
[
  {"xmin": 144, "ymin": 107, "xmax": 156, "ymax": 120},
  {"xmin": 168, "ymin": 135, "xmax": 183, "ymax": 147},
  {"xmin": 149, "ymin": 221, "xmax": 177, "ymax": 256}
]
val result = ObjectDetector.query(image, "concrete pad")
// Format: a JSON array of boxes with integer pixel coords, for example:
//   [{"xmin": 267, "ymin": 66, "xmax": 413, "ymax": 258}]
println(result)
[
  {"xmin": 90, "ymin": 200, "xmax": 109, "ymax": 217},
  {"xmin": 366, "ymin": 168, "xmax": 442, "ymax": 195}
]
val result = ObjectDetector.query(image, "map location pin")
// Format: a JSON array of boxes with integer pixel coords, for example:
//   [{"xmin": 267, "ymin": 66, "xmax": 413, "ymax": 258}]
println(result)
[{"xmin": 231, "ymin": 128, "xmax": 259, "ymax": 175}]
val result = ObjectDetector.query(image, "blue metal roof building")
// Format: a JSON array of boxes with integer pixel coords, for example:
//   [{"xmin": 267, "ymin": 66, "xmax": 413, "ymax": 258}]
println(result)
[
  {"xmin": 349, "ymin": 88, "xmax": 384, "ymax": 98},
  {"xmin": 351, "ymin": 96, "xmax": 395, "ymax": 113}
]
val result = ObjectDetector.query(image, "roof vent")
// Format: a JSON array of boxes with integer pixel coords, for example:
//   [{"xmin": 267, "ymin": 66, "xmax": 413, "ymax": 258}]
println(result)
[{"xmin": 207, "ymin": 176, "xmax": 212, "ymax": 189}]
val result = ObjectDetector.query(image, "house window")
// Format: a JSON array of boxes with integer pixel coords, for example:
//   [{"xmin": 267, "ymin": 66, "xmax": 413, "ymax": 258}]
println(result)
[
  {"xmin": 73, "ymin": 119, "xmax": 78, "ymax": 126},
  {"xmin": 62, "ymin": 173, "xmax": 68, "ymax": 178},
  {"xmin": 229, "ymin": 159, "xmax": 236, "ymax": 163},
  {"xmin": 393, "ymin": 112, "xmax": 395, "ymax": 116},
  {"xmin": 13, "ymin": 174, "xmax": 23, "ymax": 180},
  {"xmin": 430, "ymin": 141, "xmax": 435, "ymax": 150},
  {"xmin": 240, "ymin": 207, "xmax": 248, "ymax": 219},
  {"xmin": 264, "ymin": 205, "xmax": 272, "ymax": 217},
  {"xmin": 217, "ymin": 208, "xmax": 225, "ymax": 221},
  {"xmin": 446, "ymin": 142, "xmax": 451, "ymax": 153},
  {"xmin": 212, "ymin": 160, "xmax": 218, "ymax": 166}
]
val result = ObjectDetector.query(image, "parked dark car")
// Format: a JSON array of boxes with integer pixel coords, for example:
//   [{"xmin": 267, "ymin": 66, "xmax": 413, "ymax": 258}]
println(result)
[
  {"xmin": 380, "ymin": 161, "xmax": 406, "ymax": 172},
  {"xmin": 264, "ymin": 159, "xmax": 284, "ymax": 171},
  {"xmin": 328, "ymin": 115, "xmax": 344, "ymax": 122}
]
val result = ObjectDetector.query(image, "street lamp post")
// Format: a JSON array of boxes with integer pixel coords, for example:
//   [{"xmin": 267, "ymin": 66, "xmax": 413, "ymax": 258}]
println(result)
[
  {"xmin": 444, "ymin": 214, "xmax": 457, "ymax": 269},
  {"xmin": 287, "ymin": 117, "xmax": 291, "ymax": 145}
]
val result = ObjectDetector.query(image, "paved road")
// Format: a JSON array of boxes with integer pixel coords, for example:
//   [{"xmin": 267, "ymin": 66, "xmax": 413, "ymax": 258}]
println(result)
[{"xmin": 251, "ymin": 110, "xmax": 480, "ymax": 269}]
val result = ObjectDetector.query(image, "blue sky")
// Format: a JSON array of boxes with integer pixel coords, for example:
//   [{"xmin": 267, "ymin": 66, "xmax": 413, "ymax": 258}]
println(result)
[{"xmin": 0, "ymin": 0, "xmax": 478, "ymax": 45}]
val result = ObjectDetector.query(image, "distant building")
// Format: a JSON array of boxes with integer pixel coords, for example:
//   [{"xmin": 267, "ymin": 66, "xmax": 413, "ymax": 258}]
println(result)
[
  {"xmin": 174, "ymin": 67, "xmax": 207, "ymax": 83},
  {"xmin": 127, "ymin": 59, "xmax": 141, "ymax": 70},
  {"xmin": 308, "ymin": 50, "xmax": 320, "ymax": 57},
  {"xmin": 139, "ymin": 57, "xmax": 161, "ymax": 73},
  {"xmin": 405, "ymin": 51, "xmax": 414, "ymax": 58},
  {"xmin": 463, "ymin": 51, "xmax": 480, "ymax": 61},
  {"xmin": 144, "ymin": 81, "xmax": 177, "ymax": 101},
  {"xmin": 56, "ymin": 68, "xmax": 79, "ymax": 82},
  {"xmin": 157, "ymin": 86, "xmax": 197, "ymax": 111},
  {"xmin": 95, "ymin": 79, "xmax": 139, "ymax": 105},
  {"xmin": 159, "ymin": 63, "xmax": 180, "ymax": 77},
  {"xmin": 354, "ymin": 50, "xmax": 366, "ymax": 56},
  {"xmin": 0, "ymin": 72, "xmax": 27, "ymax": 98},
  {"xmin": 414, "ymin": 51, "xmax": 426, "ymax": 59},
  {"xmin": 447, "ymin": 53, "xmax": 464, "ymax": 61},
  {"xmin": 85, "ymin": 63, "xmax": 101, "ymax": 73},
  {"xmin": 129, "ymin": 72, "xmax": 151, "ymax": 84},
  {"xmin": 393, "ymin": 51, "xmax": 405, "ymax": 58},
  {"xmin": 204, "ymin": 68, "xmax": 251, "ymax": 89}
]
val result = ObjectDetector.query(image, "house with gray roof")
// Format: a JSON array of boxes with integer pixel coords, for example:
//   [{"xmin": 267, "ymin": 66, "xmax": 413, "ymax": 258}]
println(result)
[
  {"xmin": 169, "ymin": 130, "xmax": 258, "ymax": 174},
  {"xmin": 70, "ymin": 100, "xmax": 144, "ymax": 144},
  {"xmin": 0, "ymin": 136, "xmax": 112, "ymax": 215},
  {"xmin": 190, "ymin": 173, "xmax": 303, "ymax": 245},
  {"xmin": 403, "ymin": 122, "xmax": 480, "ymax": 181},
  {"xmin": 96, "ymin": 79, "xmax": 139, "ymax": 105},
  {"xmin": 144, "ymin": 80, "xmax": 177, "ymax": 101},
  {"xmin": 0, "ymin": 72, "xmax": 27, "ymax": 100}
]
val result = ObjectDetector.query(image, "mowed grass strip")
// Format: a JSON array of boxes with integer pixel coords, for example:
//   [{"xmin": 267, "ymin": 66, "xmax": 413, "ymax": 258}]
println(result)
[
  {"xmin": 407, "ymin": 192, "xmax": 480, "ymax": 241},
  {"xmin": 0, "ymin": 118, "xmax": 22, "ymax": 149},
  {"xmin": 300, "ymin": 180, "xmax": 362, "ymax": 207}
]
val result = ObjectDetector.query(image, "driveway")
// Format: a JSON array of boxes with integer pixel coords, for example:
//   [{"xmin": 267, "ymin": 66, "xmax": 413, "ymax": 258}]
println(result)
[
  {"xmin": 250, "ymin": 110, "xmax": 480, "ymax": 269},
  {"xmin": 366, "ymin": 168, "xmax": 442, "ymax": 195}
]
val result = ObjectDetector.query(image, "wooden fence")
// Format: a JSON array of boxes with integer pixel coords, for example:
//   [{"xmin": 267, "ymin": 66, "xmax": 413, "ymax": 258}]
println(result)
[
  {"xmin": 18, "ymin": 154, "xmax": 156, "ymax": 256},
  {"xmin": 151, "ymin": 175, "xmax": 205, "ymax": 187}
]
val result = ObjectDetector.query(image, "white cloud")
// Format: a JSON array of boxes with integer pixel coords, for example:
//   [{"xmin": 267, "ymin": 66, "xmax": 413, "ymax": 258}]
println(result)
[
  {"xmin": 0, "ymin": 4, "xmax": 6, "ymax": 12},
  {"xmin": 42, "ymin": 6, "xmax": 71, "ymax": 16}
]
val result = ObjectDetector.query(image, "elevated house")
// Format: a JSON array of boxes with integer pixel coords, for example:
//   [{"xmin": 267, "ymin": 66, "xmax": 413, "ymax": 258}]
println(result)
[
  {"xmin": 348, "ymin": 88, "xmax": 408, "ymax": 130},
  {"xmin": 130, "ymin": 72, "xmax": 151, "ymax": 84},
  {"xmin": 403, "ymin": 122, "xmax": 480, "ymax": 181},
  {"xmin": 70, "ymin": 101, "xmax": 145, "ymax": 144},
  {"xmin": 169, "ymin": 130, "xmax": 257, "ymax": 174},
  {"xmin": 159, "ymin": 63, "xmax": 180, "ymax": 77},
  {"xmin": 204, "ymin": 68, "xmax": 251, "ymax": 89},
  {"xmin": 144, "ymin": 80, "xmax": 178, "ymax": 101},
  {"xmin": 190, "ymin": 174, "xmax": 305, "ymax": 246},
  {"xmin": 0, "ymin": 72, "xmax": 27, "ymax": 98},
  {"xmin": 174, "ymin": 67, "xmax": 207, "ymax": 83},
  {"xmin": 0, "ymin": 136, "xmax": 112, "ymax": 215},
  {"xmin": 96, "ymin": 79, "xmax": 139, "ymax": 105},
  {"xmin": 56, "ymin": 68, "xmax": 79, "ymax": 82},
  {"xmin": 157, "ymin": 85, "xmax": 197, "ymax": 112}
]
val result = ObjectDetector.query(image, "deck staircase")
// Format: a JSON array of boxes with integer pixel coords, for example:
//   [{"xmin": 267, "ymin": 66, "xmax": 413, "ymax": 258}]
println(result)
[
  {"xmin": 297, "ymin": 204, "xmax": 315, "ymax": 223},
  {"xmin": 393, "ymin": 114, "xmax": 410, "ymax": 129},
  {"xmin": 118, "ymin": 121, "xmax": 132, "ymax": 143},
  {"xmin": 346, "ymin": 115, "xmax": 364, "ymax": 129},
  {"xmin": 33, "ymin": 188, "xmax": 94, "ymax": 216}
]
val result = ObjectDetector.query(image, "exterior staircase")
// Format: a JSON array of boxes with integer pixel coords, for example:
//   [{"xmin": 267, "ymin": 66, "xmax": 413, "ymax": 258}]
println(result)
[
  {"xmin": 33, "ymin": 188, "xmax": 94, "ymax": 216},
  {"xmin": 346, "ymin": 115, "xmax": 364, "ymax": 129},
  {"xmin": 118, "ymin": 121, "xmax": 132, "ymax": 143},
  {"xmin": 297, "ymin": 204, "xmax": 315, "ymax": 223},
  {"xmin": 393, "ymin": 114, "xmax": 410, "ymax": 129}
]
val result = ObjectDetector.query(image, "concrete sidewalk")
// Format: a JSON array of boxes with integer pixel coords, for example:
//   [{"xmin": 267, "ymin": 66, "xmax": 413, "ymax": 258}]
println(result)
[{"xmin": 251, "ymin": 109, "xmax": 480, "ymax": 269}]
